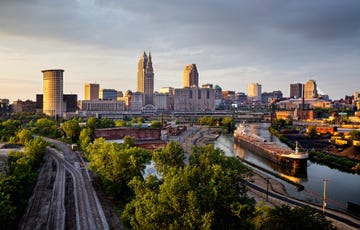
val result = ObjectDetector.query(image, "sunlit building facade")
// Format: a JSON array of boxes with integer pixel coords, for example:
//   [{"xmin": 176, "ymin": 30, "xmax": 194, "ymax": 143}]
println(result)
[
  {"xmin": 304, "ymin": 80, "xmax": 318, "ymax": 99},
  {"xmin": 84, "ymin": 83, "xmax": 99, "ymax": 100},
  {"xmin": 137, "ymin": 52, "xmax": 154, "ymax": 105},
  {"xmin": 183, "ymin": 64, "xmax": 199, "ymax": 88},
  {"xmin": 42, "ymin": 69, "xmax": 64, "ymax": 117},
  {"xmin": 247, "ymin": 83, "xmax": 262, "ymax": 101}
]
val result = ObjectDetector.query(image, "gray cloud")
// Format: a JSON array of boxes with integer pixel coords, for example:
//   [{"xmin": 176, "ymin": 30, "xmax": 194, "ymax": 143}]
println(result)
[{"xmin": 0, "ymin": 0, "xmax": 359, "ymax": 99}]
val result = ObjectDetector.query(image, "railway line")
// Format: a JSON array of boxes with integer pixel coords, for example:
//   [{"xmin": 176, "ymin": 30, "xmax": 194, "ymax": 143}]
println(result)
[{"xmin": 19, "ymin": 139, "xmax": 109, "ymax": 229}]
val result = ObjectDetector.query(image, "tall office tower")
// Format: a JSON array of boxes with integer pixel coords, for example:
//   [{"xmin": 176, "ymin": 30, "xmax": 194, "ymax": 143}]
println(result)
[
  {"xmin": 137, "ymin": 51, "xmax": 154, "ymax": 105},
  {"xmin": 99, "ymin": 89, "xmax": 117, "ymax": 100},
  {"xmin": 290, "ymin": 83, "xmax": 303, "ymax": 98},
  {"xmin": 84, "ymin": 83, "xmax": 99, "ymax": 100},
  {"xmin": 304, "ymin": 80, "xmax": 318, "ymax": 99},
  {"xmin": 247, "ymin": 83, "xmax": 262, "ymax": 101},
  {"xmin": 42, "ymin": 69, "xmax": 64, "ymax": 117},
  {"xmin": 183, "ymin": 64, "xmax": 199, "ymax": 88}
]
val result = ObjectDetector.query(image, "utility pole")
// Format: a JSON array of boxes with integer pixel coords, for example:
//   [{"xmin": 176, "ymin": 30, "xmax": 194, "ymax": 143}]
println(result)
[{"xmin": 323, "ymin": 178, "xmax": 328, "ymax": 213}]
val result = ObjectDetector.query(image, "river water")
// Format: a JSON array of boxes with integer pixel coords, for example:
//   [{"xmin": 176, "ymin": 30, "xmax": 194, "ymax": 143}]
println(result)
[{"xmin": 214, "ymin": 122, "xmax": 360, "ymax": 211}]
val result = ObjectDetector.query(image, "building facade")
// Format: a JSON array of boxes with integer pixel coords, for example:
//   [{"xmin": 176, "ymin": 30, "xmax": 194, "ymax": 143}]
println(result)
[
  {"xmin": 12, "ymin": 100, "xmax": 37, "ymax": 113},
  {"xmin": 84, "ymin": 83, "xmax": 99, "ymax": 100},
  {"xmin": 42, "ymin": 69, "xmax": 64, "ymax": 117},
  {"xmin": 174, "ymin": 87, "xmax": 215, "ymax": 112},
  {"xmin": 137, "ymin": 52, "xmax": 154, "ymax": 105},
  {"xmin": 99, "ymin": 89, "xmax": 117, "ymax": 100},
  {"xmin": 304, "ymin": 80, "xmax": 318, "ymax": 99},
  {"xmin": 183, "ymin": 64, "xmax": 199, "ymax": 88},
  {"xmin": 247, "ymin": 83, "xmax": 262, "ymax": 101},
  {"xmin": 290, "ymin": 83, "xmax": 303, "ymax": 98}
]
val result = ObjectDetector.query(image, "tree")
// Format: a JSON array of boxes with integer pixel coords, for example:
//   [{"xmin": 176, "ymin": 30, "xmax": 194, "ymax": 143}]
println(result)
[
  {"xmin": 307, "ymin": 126, "xmax": 317, "ymax": 138},
  {"xmin": 259, "ymin": 205, "xmax": 336, "ymax": 230},
  {"xmin": 24, "ymin": 137, "xmax": 49, "ymax": 165},
  {"xmin": 0, "ymin": 119, "xmax": 21, "ymax": 141},
  {"xmin": 123, "ymin": 136, "xmax": 136, "ymax": 148},
  {"xmin": 115, "ymin": 120, "xmax": 128, "ymax": 127},
  {"xmin": 221, "ymin": 116, "xmax": 235, "ymax": 133},
  {"xmin": 61, "ymin": 119, "xmax": 81, "ymax": 142},
  {"xmin": 86, "ymin": 117, "xmax": 101, "ymax": 130},
  {"xmin": 122, "ymin": 145, "xmax": 255, "ymax": 229},
  {"xmin": 79, "ymin": 127, "xmax": 93, "ymax": 152},
  {"xmin": 350, "ymin": 130, "xmax": 360, "ymax": 140},
  {"xmin": 87, "ymin": 138, "xmax": 151, "ymax": 197},
  {"xmin": 15, "ymin": 129, "xmax": 34, "ymax": 145},
  {"xmin": 33, "ymin": 118, "xmax": 61, "ymax": 138},
  {"xmin": 150, "ymin": 120, "xmax": 161, "ymax": 128},
  {"xmin": 152, "ymin": 141, "xmax": 185, "ymax": 174},
  {"xmin": 99, "ymin": 118, "xmax": 115, "ymax": 128}
]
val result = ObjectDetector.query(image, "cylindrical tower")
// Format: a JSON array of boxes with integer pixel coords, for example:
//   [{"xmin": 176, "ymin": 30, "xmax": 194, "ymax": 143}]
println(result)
[{"xmin": 42, "ymin": 69, "xmax": 64, "ymax": 117}]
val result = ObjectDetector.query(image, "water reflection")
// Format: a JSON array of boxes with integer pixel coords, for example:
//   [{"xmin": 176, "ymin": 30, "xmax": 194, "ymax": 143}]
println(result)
[{"xmin": 214, "ymin": 122, "xmax": 360, "ymax": 211}]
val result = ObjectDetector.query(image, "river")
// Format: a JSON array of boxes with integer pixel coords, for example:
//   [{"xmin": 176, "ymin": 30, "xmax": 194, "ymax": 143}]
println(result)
[{"xmin": 214, "ymin": 122, "xmax": 360, "ymax": 211}]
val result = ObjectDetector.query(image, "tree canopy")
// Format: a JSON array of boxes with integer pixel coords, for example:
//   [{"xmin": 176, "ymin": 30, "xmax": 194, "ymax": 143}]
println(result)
[
  {"xmin": 61, "ymin": 119, "xmax": 81, "ymax": 143},
  {"xmin": 86, "ymin": 138, "xmax": 151, "ymax": 197},
  {"xmin": 122, "ymin": 144, "xmax": 255, "ymax": 229}
]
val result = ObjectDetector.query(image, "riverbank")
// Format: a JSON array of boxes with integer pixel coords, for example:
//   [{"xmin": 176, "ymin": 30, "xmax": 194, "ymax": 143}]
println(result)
[
  {"xmin": 269, "ymin": 126, "xmax": 360, "ymax": 174},
  {"xmin": 179, "ymin": 126, "xmax": 290, "ymax": 202}
]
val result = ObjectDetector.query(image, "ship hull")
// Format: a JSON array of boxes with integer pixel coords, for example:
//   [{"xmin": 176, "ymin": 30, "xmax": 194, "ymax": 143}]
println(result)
[{"xmin": 234, "ymin": 135, "xmax": 308, "ymax": 170}]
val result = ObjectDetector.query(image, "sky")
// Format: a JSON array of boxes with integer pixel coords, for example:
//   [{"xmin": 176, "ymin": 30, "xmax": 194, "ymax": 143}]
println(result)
[{"xmin": 0, "ymin": 0, "xmax": 359, "ymax": 102}]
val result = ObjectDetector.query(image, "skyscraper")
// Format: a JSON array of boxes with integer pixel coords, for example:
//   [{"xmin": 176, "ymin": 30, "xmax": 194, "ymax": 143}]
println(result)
[
  {"xmin": 137, "ymin": 52, "xmax": 154, "ymax": 105},
  {"xmin": 42, "ymin": 69, "xmax": 64, "ymax": 117},
  {"xmin": 304, "ymin": 80, "xmax": 318, "ymax": 99},
  {"xmin": 290, "ymin": 83, "xmax": 303, "ymax": 98},
  {"xmin": 247, "ymin": 83, "xmax": 262, "ymax": 101},
  {"xmin": 183, "ymin": 64, "xmax": 199, "ymax": 88},
  {"xmin": 84, "ymin": 83, "xmax": 99, "ymax": 100}
]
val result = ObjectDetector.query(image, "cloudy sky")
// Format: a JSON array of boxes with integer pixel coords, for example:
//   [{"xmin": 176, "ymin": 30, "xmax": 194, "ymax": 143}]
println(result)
[{"xmin": 1, "ymin": 0, "xmax": 359, "ymax": 102}]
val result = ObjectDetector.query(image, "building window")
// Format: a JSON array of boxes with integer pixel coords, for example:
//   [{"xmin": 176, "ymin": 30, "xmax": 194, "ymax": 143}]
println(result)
[{"xmin": 198, "ymin": 90, "xmax": 201, "ymax": 99}]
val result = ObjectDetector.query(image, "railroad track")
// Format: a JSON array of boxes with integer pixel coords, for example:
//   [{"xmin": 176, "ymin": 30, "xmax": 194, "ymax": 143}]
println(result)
[{"xmin": 19, "ymin": 139, "xmax": 109, "ymax": 229}]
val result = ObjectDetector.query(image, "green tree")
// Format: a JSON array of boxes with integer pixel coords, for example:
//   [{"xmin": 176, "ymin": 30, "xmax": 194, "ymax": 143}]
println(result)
[
  {"xmin": 87, "ymin": 138, "xmax": 151, "ymax": 197},
  {"xmin": 33, "ymin": 118, "xmax": 61, "ymax": 138},
  {"xmin": 0, "ymin": 119, "xmax": 21, "ymax": 141},
  {"xmin": 79, "ymin": 127, "xmax": 94, "ymax": 152},
  {"xmin": 307, "ymin": 126, "xmax": 317, "ymax": 138},
  {"xmin": 24, "ymin": 137, "xmax": 49, "ymax": 165},
  {"xmin": 259, "ymin": 205, "xmax": 336, "ymax": 230},
  {"xmin": 123, "ymin": 136, "xmax": 136, "ymax": 148},
  {"xmin": 152, "ymin": 141, "xmax": 185, "ymax": 174},
  {"xmin": 15, "ymin": 129, "xmax": 34, "ymax": 145},
  {"xmin": 115, "ymin": 120, "xmax": 128, "ymax": 127},
  {"xmin": 61, "ymin": 119, "xmax": 81, "ymax": 142},
  {"xmin": 123, "ymin": 145, "xmax": 255, "ymax": 229},
  {"xmin": 99, "ymin": 118, "xmax": 115, "ymax": 128},
  {"xmin": 150, "ymin": 120, "xmax": 161, "ymax": 128},
  {"xmin": 221, "ymin": 116, "xmax": 235, "ymax": 132},
  {"xmin": 350, "ymin": 130, "xmax": 360, "ymax": 140},
  {"xmin": 86, "ymin": 117, "xmax": 101, "ymax": 130}
]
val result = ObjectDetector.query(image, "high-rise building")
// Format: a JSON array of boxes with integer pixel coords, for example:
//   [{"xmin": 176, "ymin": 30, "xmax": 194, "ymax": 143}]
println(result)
[
  {"xmin": 304, "ymin": 80, "xmax": 318, "ymax": 99},
  {"xmin": 290, "ymin": 83, "xmax": 303, "ymax": 98},
  {"xmin": 99, "ymin": 89, "xmax": 117, "ymax": 100},
  {"xmin": 183, "ymin": 64, "xmax": 199, "ymax": 88},
  {"xmin": 174, "ymin": 87, "xmax": 215, "ymax": 112},
  {"xmin": 247, "ymin": 83, "xmax": 262, "ymax": 101},
  {"xmin": 137, "ymin": 52, "xmax": 154, "ymax": 105},
  {"xmin": 84, "ymin": 83, "xmax": 99, "ymax": 100},
  {"xmin": 42, "ymin": 69, "xmax": 64, "ymax": 117}
]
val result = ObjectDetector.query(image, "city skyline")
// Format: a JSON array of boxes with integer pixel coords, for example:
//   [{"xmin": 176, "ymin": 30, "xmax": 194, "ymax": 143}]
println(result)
[{"xmin": 1, "ymin": 0, "xmax": 360, "ymax": 102}]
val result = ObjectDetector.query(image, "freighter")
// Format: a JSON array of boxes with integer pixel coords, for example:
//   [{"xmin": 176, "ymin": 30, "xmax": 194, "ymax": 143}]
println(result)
[{"xmin": 233, "ymin": 123, "xmax": 308, "ymax": 169}]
